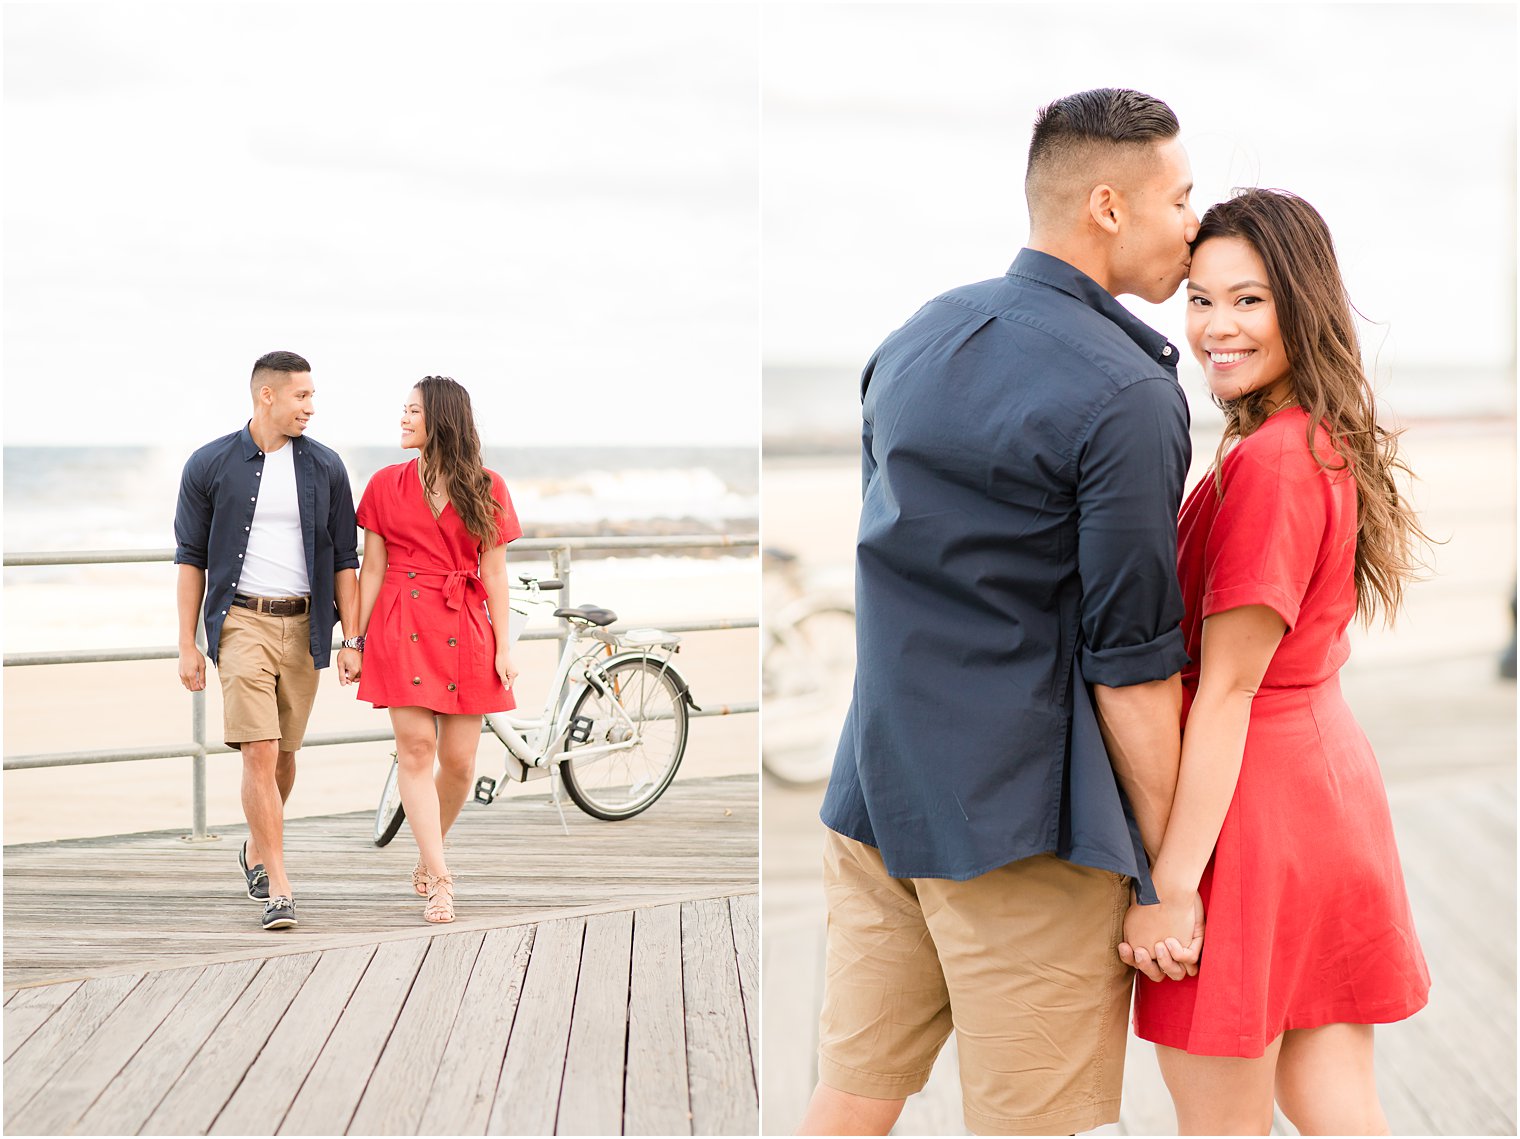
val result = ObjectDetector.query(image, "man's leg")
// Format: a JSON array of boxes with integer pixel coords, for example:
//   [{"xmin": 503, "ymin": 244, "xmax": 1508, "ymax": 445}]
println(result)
[
  {"xmin": 796, "ymin": 1085, "xmax": 904, "ymax": 1135},
  {"xmin": 245, "ymin": 749, "xmax": 295, "ymax": 869},
  {"xmin": 241, "ymin": 738, "xmax": 292, "ymax": 898}
]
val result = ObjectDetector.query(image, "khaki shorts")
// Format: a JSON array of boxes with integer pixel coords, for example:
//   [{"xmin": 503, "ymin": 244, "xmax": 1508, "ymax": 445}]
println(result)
[
  {"xmin": 817, "ymin": 829, "xmax": 1133, "ymax": 1136},
  {"xmin": 217, "ymin": 605, "xmax": 320, "ymax": 753}
]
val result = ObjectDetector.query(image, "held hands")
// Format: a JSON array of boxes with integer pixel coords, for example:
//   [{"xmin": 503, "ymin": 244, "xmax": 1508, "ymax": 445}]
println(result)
[
  {"xmin": 337, "ymin": 647, "xmax": 363, "ymax": 686},
  {"xmin": 178, "ymin": 647, "xmax": 206, "ymax": 692},
  {"xmin": 1119, "ymin": 890, "xmax": 1205, "ymax": 982},
  {"xmin": 496, "ymin": 648, "xmax": 519, "ymax": 691}
]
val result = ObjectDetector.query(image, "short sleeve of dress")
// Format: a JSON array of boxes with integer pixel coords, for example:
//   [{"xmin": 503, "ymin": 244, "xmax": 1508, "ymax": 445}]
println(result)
[
  {"xmin": 489, "ymin": 470, "xmax": 523, "ymax": 548},
  {"xmin": 356, "ymin": 470, "xmax": 386, "ymax": 535},
  {"xmin": 1203, "ymin": 426, "xmax": 1337, "ymax": 631}
]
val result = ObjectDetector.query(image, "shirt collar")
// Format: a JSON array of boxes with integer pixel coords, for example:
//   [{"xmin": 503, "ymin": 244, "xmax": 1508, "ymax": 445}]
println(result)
[
  {"xmin": 1007, "ymin": 248, "xmax": 1179, "ymax": 369},
  {"xmin": 238, "ymin": 421, "xmax": 300, "ymax": 461}
]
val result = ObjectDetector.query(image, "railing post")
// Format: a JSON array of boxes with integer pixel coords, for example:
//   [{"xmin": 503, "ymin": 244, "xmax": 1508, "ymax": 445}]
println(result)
[{"xmin": 186, "ymin": 618, "xmax": 212, "ymax": 842}]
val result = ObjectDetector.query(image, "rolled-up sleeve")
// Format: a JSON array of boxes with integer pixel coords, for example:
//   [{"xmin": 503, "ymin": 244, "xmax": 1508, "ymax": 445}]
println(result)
[
  {"xmin": 1075, "ymin": 377, "xmax": 1190, "ymax": 686},
  {"xmin": 173, "ymin": 455, "xmax": 211, "ymax": 568}
]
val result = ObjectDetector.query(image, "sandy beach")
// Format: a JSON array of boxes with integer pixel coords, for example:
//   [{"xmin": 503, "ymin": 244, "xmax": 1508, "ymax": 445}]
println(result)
[{"xmin": 3, "ymin": 556, "xmax": 757, "ymax": 845}]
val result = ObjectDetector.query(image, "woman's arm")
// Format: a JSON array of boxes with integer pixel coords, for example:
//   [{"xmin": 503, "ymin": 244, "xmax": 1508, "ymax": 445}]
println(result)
[
  {"xmin": 357, "ymin": 529, "xmax": 388, "ymax": 640},
  {"xmin": 1121, "ymin": 603, "xmax": 1286, "ymax": 974},
  {"xmin": 478, "ymin": 540, "xmax": 519, "ymax": 690}
]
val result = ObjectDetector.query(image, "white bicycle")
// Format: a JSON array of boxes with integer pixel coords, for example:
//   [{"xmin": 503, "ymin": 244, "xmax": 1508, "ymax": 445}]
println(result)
[{"xmin": 373, "ymin": 574, "xmax": 696, "ymax": 844}]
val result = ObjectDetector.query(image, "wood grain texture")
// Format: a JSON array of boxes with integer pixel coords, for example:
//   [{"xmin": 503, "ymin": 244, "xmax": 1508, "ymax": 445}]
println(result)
[
  {"xmin": 625, "ymin": 903, "xmax": 691, "ymax": 1137},
  {"xmin": 557, "ymin": 910, "xmax": 635, "ymax": 1136},
  {"xmin": 348, "ymin": 929, "xmax": 486, "ymax": 1136},
  {"xmin": 681, "ymin": 898, "xmax": 757, "ymax": 1136},
  {"xmin": 278, "ymin": 938, "xmax": 431, "ymax": 1135},
  {"xmin": 74, "ymin": 958, "xmax": 263, "ymax": 1135},
  {"xmin": 728, "ymin": 893, "xmax": 758, "ymax": 1077},
  {"xmin": 2, "ymin": 979, "xmax": 81, "ymax": 1059},
  {"xmin": 487, "ymin": 916, "xmax": 585, "ymax": 1136},
  {"xmin": 415, "ymin": 925, "xmax": 534, "ymax": 1136}
]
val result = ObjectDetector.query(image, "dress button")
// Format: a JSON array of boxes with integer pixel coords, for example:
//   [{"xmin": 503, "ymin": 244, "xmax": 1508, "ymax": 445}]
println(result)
[
  {"xmin": 447, "ymin": 683, "xmax": 457, "ymax": 692},
  {"xmin": 411, "ymin": 677, "xmax": 421, "ymax": 686},
  {"xmin": 410, "ymin": 589, "xmax": 420, "ymax": 598},
  {"xmin": 411, "ymin": 633, "xmax": 419, "ymax": 642},
  {"xmin": 407, "ymin": 572, "xmax": 416, "ymax": 579},
  {"xmin": 448, "ymin": 637, "xmax": 457, "ymax": 647}
]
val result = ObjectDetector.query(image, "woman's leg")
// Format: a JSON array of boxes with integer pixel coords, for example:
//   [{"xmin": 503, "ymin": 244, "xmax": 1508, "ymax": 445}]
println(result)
[
  {"xmin": 436, "ymin": 714, "xmax": 485, "ymax": 840},
  {"xmin": 1155, "ymin": 1036, "xmax": 1283, "ymax": 1136},
  {"xmin": 392, "ymin": 706, "xmax": 449, "ymax": 879},
  {"xmin": 1275, "ymin": 1024, "xmax": 1387, "ymax": 1135}
]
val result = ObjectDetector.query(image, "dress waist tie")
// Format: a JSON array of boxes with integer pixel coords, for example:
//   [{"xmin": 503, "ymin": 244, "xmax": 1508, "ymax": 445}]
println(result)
[{"xmin": 386, "ymin": 565, "xmax": 483, "ymax": 611}]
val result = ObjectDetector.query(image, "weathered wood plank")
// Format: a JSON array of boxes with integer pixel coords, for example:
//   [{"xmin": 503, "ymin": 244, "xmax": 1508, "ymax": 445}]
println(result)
[
  {"xmin": 487, "ymin": 916, "xmax": 586, "ymax": 1136},
  {"xmin": 728, "ymin": 893, "xmax": 758, "ymax": 1076},
  {"xmin": 348, "ymin": 929, "xmax": 486, "ymax": 1136},
  {"xmin": 140, "ymin": 952, "xmax": 322, "ymax": 1135},
  {"xmin": 416, "ymin": 925, "xmax": 534, "ymax": 1136},
  {"xmin": 8, "ymin": 964, "xmax": 205, "ymax": 1134},
  {"xmin": 278, "ymin": 938, "xmax": 431, "ymax": 1135},
  {"xmin": 558, "ymin": 910, "xmax": 635, "ymax": 1136},
  {"xmin": 682, "ymin": 897, "xmax": 757, "ymax": 1136},
  {"xmin": 625, "ymin": 903, "xmax": 691, "ymax": 1137},
  {"xmin": 207, "ymin": 944, "xmax": 377, "ymax": 1135},
  {"xmin": 74, "ymin": 958, "xmax": 263, "ymax": 1134},
  {"xmin": 2, "ymin": 979, "xmax": 81, "ymax": 1059},
  {"xmin": 2, "ymin": 971, "xmax": 142, "ymax": 1126}
]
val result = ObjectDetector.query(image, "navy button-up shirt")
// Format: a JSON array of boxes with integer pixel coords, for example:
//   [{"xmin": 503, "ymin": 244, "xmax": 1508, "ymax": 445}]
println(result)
[
  {"xmin": 821, "ymin": 249, "xmax": 1191, "ymax": 892},
  {"xmin": 174, "ymin": 423, "xmax": 359, "ymax": 668}
]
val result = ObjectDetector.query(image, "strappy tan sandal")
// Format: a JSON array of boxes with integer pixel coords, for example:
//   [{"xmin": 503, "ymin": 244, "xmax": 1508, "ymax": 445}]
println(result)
[
  {"xmin": 424, "ymin": 872, "xmax": 455, "ymax": 924},
  {"xmin": 411, "ymin": 860, "xmax": 429, "ymax": 897}
]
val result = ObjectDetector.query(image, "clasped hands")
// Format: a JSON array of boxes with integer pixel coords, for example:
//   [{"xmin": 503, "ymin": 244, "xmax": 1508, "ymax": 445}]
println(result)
[{"xmin": 1119, "ymin": 889, "xmax": 1205, "ymax": 982}]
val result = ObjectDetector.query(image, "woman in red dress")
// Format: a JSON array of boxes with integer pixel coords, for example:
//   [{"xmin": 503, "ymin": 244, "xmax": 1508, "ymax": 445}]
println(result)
[
  {"xmin": 353, "ymin": 376, "xmax": 522, "ymax": 923},
  {"xmin": 1121, "ymin": 191, "xmax": 1430, "ymax": 1133}
]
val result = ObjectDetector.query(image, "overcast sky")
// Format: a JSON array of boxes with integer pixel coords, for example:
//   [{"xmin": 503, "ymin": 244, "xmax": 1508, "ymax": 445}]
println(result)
[
  {"xmin": 4, "ymin": 3, "xmax": 760, "ymax": 448},
  {"xmin": 762, "ymin": 3, "xmax": 1517, "ymax": 398}
]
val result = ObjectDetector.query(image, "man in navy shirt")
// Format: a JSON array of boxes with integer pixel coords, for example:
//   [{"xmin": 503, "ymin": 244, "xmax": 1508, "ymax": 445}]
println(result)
[
  {"xmin": 801, "ymin": 90, "xmax": 1200, "ymax": 1136},
  {"xmin": 175, "ymin": 351, "xmax": 362, "ymax": 931}
]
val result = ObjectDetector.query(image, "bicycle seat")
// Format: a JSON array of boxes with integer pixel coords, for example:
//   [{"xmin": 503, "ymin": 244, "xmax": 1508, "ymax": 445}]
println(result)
[{"xmin": 554, "ymin": 605, "xmax": 618, "ymax": 627}]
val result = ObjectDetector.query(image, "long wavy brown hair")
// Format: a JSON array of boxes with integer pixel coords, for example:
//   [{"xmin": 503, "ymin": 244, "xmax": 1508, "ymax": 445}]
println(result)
[
  {"xmin": 414, "ymin": 376, "xmax": 505, "ymax": 552},
  {"xmin": 1196, "ymin": 189, "xmax": 1429, "ymax": 625}
]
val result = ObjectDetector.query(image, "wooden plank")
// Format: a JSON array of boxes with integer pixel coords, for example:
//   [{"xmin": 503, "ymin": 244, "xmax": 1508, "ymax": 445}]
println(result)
[
  {"xmin": 348, "ymin": 930, "xmax": 486, "ymax": 1135},
  {"xmin": 8, "ymin": 964, "xmax": 205, "ymax": 1134},
  {"xmin": 557, "ymin": 910, "xmax": 635, "ymax": 1136},
  {"xmin": 728, "ymin": 894, "xmax": 759, "ymax": 1075},
  {"xmin": 278, "ymin": 938, "xmax": 431, "ymax": 1135},
  {"xmin": 2, "ymin": 971, "xmax": 142, "ymax": 1125},
  {"xmin": 74, "ymin": 958, "xmax": 263, "ymax": 1135},
  {"xmin": 416, "ymin": 925, "xmax": 534, "ymax": 1136},
  {"xmin": 2, "ymin": 979, "xmax": 81, "ymax": 1059},
  {"xmin": 140, "ymin": 952, "xmax": 322, "ymax": 1135},
  {"xmin": 207, "ymin": 944, "xmax": 377, "ymax": 1135},
  {"xmin": 682, "ymin": 897, "xmax": 758, "ymax": 1136},
  {"xmin": 487, "ymin": 916, "xmax": 586, "ymax": 1136},
  {"xmin": 626, "ymin": 904, "xmax": 691, "ymax": 1136}
]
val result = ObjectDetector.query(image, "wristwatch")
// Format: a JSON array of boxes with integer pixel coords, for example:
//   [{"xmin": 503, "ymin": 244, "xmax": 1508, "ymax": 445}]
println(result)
[{"xmin": 342, "ymin": 635, "xmax": 366, "ymax": 651}]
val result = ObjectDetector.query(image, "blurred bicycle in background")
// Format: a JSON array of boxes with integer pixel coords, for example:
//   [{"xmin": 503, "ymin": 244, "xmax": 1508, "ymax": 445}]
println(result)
[{"xmin": 762, "ymin": 547, "xmax": 855, "ymax": 785}]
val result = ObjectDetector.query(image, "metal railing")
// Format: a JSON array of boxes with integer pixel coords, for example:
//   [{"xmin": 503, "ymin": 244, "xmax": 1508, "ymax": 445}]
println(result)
[{"xmin": 4, "ymin": 535, "xmax": 759, "ymax": 839}]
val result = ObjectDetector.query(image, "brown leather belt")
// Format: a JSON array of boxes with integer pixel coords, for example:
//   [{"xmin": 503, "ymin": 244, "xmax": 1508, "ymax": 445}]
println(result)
[{"xmin": 233, "ymin": 594, "xmax": 310, "ymax": 616}]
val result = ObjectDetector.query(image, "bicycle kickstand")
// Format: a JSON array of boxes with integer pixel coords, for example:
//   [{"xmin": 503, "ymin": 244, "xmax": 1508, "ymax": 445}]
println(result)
[{"xmin": 547, "ymin": 764, "xmax": 571, "ymax": 836}]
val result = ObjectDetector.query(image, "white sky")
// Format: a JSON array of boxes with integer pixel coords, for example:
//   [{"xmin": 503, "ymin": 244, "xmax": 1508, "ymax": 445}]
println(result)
[
  {"xmin": 762, "ymin": 3, "xmax": 1518, "ymax": 388},
  {"xmin": 4, "ymin": 2, "xmax": 761, "ymax": 448}
]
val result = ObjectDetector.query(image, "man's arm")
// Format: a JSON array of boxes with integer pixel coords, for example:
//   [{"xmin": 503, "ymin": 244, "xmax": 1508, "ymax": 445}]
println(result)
[
  {"xmin": 334, "ymin": 568, "xmax": 361, "ymax": 684},
  {"xmin": 1092, "ymin": 675, "xmax": 1182, "ymax": 863},
  {"xmin": 177, "ymin": 564, "xmax": 207, "ymax": 691}
]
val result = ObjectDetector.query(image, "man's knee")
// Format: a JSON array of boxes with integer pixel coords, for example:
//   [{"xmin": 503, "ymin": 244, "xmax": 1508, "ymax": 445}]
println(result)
[{"xmin": 241, "ymin": 739, "xmax": 279, "ymax": 769}]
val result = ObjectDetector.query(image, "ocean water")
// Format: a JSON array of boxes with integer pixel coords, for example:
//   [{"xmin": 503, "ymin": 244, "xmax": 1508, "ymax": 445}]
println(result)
[{"xmin": 2, "ymin": 444, "xmax": 758, "ymax": 651}]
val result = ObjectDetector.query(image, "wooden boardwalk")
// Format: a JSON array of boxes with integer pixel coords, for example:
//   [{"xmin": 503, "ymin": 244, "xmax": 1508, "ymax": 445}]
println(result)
[{"xmin": 4, "ymin": 775, "xmax": 758, "ymax": 1135}]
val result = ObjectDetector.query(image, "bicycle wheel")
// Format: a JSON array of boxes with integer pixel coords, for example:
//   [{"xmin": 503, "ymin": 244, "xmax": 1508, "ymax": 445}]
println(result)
[
  {"xmin": 762, "ymin": 603, "xmax": 856, "ymax": 785},
  {"xmin": 373, "ymin": 753, "xmax": 406, "ymax": 846},
  {"xmin": 560, "ymin": 657, "xmax": 688, "ymax": 820}
]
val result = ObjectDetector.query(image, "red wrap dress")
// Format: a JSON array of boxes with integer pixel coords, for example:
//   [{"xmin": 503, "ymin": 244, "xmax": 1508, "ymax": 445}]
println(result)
[
  {"xmin": 356, "ymin": 460, "xmax": 522, "ymax": 715},
  {"xmin": 1132, "ymin": 408, "xmax": 1429, "ymax": 1058}
]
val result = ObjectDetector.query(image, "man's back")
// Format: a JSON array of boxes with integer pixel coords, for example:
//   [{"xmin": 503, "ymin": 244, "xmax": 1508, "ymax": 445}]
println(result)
[{"xmin": 821, "ymin": 248, "xmax": 1191, "ymax": 880}]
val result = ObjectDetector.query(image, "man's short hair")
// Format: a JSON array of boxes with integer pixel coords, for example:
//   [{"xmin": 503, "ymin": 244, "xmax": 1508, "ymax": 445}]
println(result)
[
  {"xmin": 250, "ymin": 350, "xmax": 311, "ymax": 393},
  {"xmin": 1025, "ymin": 88, "xmax": 1180, "ymax": 223}
]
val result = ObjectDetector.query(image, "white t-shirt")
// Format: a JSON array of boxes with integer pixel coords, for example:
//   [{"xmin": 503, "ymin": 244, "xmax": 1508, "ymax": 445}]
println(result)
[{"xmin": 238, "ymin": 441, "xmax": 312, "ymax": 597}]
